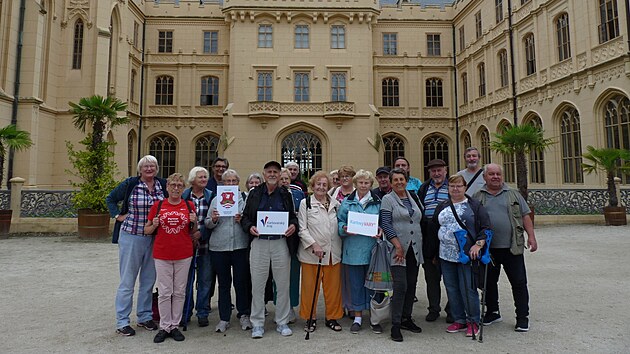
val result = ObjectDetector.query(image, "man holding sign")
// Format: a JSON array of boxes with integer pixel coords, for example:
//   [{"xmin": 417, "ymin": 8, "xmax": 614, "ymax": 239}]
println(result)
[{"xmin": 241, "ymin": 161, "xmax": 298, "ymax": 339}]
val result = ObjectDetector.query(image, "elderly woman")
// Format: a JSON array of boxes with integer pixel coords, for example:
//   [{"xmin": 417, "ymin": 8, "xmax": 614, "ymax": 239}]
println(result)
[
  {"xmin": 245, "ymin": 172, "xmax": 263, "ymax": 196},
  {"xmin": 205, "ymin": 169, "xmax": 252, "ymax": 333},
  {"xmin": 106, "ymin": 155, "xmax": 167, "ymax": 336},
  {"xmin": 329, "ymin": 165, "xmax": 356, "ymax": 203},
  {"xmin": 379, "ymin": 168, "xmax": 424, "ymax": 342},
  {"xmin": 329, "ymin": 169, "xmax": 341, "ymax": 190},
  {"xmin": 299, "ymin": 171, "xmax": 343, "ymax": 332},
  {"xmin": 337, "ymin": 169, "xmax": 382, "ymax": 334},
  {"xmin": 144, "ymin": 173, "xmax": 197, "ymax": 343},
  {"xmin": 181, "ymin": 167, "xmax": 215, "ymax": 327},
  {"xmin": 433, "ymin": 175, "xmax": 491, "ymax": 337}
]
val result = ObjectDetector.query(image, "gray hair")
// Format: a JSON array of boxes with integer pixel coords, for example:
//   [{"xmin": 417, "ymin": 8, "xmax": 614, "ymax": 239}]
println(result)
[
  {"xmin": 222, "ymin": 168, "xmax": 240, "ymax": 182},
  {"xmin": 137, "ymin": 155, "xmax": 159, "ymax": 175},
  {"xmin": 285, "ymin": 161, "xmax": 299, "ymax": 170},
  {"xmin": 353, "ymin": 169, "xmax": 375, "ymax": 187},
  {"xmin": 483, "ymin": 163, "xmax": 503, "ymax": 175},
  {"xmin": 246, "ymin": 172, "xmax": 263, "ymax": 185},
  {"xmin": 187, "ymin": 166, "xmax": 209, "ymax": 183},
  {"xmin": 464, "ymin": 146, "xmax": 481, "ymax": 158}
]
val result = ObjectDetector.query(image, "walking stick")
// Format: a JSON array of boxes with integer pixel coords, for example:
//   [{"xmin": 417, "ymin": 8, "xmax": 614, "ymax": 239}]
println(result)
[
  {"xmin": 478, "ymin": 262, "xmax": 489, "ymax": 342},
  {"xmin": 305, "ymin": 252, "xmax": 325, "ymax": 340},
  {"xmin": 182, "ymin": 249, "xmax": 198, "ymax": 331}
]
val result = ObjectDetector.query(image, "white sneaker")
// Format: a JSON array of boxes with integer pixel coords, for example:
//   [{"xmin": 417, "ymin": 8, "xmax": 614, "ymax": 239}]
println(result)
[
  {"xmin": 240, "ymin": 315, "xmax": 253, "ymax": 330},
  {"xmin": 215, "ymin": 320, "xmax": 230, "ymax": 333},
  {"xmin": 288, "ymin": 308, "xmax": 297, "ymax": 324},
  {"xmin": 276, "ymin": 324, "xmax": 293, "ymax": 336},
  {"xmin": 251, "ymin": 326, "xmax": 264, "ymax": 339}
]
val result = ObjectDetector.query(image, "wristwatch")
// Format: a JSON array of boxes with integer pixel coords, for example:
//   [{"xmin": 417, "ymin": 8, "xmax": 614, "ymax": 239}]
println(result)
[{"xmin": 475, "ymin": 240, "xmax": 485, "ymax": 247}]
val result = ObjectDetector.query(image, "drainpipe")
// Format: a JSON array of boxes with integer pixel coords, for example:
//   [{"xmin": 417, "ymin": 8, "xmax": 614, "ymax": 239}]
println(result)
[
  {"xmin": 452, "ymin": 24, "xmax": 460, "ymax": 169},
  {"xmin": 8, "ymin": 0, "xmax": 27, "ymax": 187},
  {"xmin": 137, "ymin": 20, "xmax": 146, "ymax": 160},
  {"xmin": 507, "ymin": 0, "xmax": 518, "ymax": 126}
]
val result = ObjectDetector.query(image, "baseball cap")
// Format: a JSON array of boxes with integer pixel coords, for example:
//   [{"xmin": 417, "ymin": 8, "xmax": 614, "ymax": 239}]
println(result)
[
  {"xmin": 263, "ymin": 160, "xmax": 282, "ymax": 170},
  {"xmin": 376, "ymin": 166, "xmax": 391, "ymax": 175}
]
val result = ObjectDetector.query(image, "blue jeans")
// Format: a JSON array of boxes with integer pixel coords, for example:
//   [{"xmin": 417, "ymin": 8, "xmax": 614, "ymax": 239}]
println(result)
[
  {"xmin": 115, "ymin": 231, "xmax": 156, "ymax": 328},
  {"xmin": 211, "ymin": 248, "xmax": 251, "ymax": 321},
  {"xmin": 183, "ymin": 252, "xmax": 216, "ymax": 321},
  {"xmin": 441, "ymin": 259, "xmax": 480, "ymax": 324}
]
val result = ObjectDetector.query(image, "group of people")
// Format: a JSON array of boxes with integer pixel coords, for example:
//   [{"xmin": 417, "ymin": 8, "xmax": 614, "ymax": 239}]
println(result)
[{"xmin": 106, "ymin": 149, "xmax": 538, "ymax": 343}]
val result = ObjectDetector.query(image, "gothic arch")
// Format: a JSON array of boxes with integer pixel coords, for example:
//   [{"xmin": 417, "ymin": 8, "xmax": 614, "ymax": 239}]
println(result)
[{"xmin": 277, "ymin": 123, "xmax": 326, "ymax": 179}]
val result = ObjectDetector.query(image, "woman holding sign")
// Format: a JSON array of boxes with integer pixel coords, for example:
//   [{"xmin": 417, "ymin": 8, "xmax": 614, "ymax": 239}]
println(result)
[
  {"xmin": 379, "ymin": 168, "xmax": 424, "ymax": 342},
  {"xmin": 337, "ymin": 169, "xmax": 382, "ymax": 334},
  {"xmin": 298, "ymin": 171, "xmax": 343, "ymax": 332}
]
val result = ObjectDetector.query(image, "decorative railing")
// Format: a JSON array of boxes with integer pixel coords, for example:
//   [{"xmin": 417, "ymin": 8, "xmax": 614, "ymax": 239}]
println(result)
[
  {"xmin": 20, "ymin": 190, "xmax": 76, "ymax": 218},
  {"xmin": 0, "ymin": 190, "xmax": 9, "ymax": 209},
  {"xmin": 529, "ymin": 189, "xmax": 630, "ymax": 215}
]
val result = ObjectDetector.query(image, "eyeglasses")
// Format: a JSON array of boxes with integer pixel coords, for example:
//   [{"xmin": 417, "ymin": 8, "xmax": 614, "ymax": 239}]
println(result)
[
  {"xmin": 169, "ymin": 184, "xmax": 185, "ymax": 189},
  {"xmin": 449, "ymin": 185, "xmax": 465, "ymax": 189}
]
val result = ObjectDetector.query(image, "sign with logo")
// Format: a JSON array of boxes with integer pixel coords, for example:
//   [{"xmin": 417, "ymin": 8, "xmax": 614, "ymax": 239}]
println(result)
[
  {"xmin": 256, "ymin": 211, "xmax": 289, "ymax": 235},
  {"xmin": 217, "ymin": 186, "xmax": 239, "ymax": 216},
  {"xmin": 347, "ymin": 211, "xmax": 379, "ymax": 237}
]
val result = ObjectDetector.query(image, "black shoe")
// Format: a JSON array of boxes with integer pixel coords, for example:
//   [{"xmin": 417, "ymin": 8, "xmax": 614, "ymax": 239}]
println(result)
[
  {"xmin": 400, "ymin": 318, "xmax": 422, "ymax": 333},
  {"xmin": 371, "ymin": 323, "xmax": 383, "ymax": 334},
  {"xmin": 425, "ymin": 312, "xmax": 439, "ymax": 322},
  {"xmin": 445, "ymin": 313, "xmax": 454, "ymax": 324},
  {"xmin": 198, "ymin": 317, "xmax": 209, "ymax": 327},
  {"xmin": 116, "ymin": 325, "xmax": 136, "ymax": 336},
  {"xmin": 170, "ymin": 328, "xmax": 185, "ymax": 341},
  {"xmin": 413, "ymin": 296, "xmax": 418, "ymax": 303},
  {"xmin": 138, "ymin": 320, "xmax": 158, "ymax": 331},
  {"xmin": 483, "ymin": 311, "xmax": 503, "ymax": 325},
  {"xmin": 391, "ymin": 325, "xmax": 403, "ymax": 342},
  {"xmin": 153, "ymin": 329, "xmax": 169, "ymax": 343},
  {"xmin": 515, "ymin": 317, "xmax": 529, "ymax": 332}
]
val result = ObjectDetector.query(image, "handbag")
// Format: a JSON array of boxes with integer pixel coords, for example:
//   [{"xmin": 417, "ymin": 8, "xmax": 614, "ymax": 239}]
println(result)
[
  {"xmin": 370, "ymin": 291, "xmax": 391, "ymax": 325},
  {"xmin": 365, "ymin": 234, "xmax": 394, "ymax": 292}
]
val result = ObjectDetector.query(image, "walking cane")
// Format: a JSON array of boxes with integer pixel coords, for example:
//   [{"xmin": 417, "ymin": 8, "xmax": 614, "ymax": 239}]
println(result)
[
  {"xmin": 305, "ymin": 252, "xmax": 325, "ymax": 340},
  {"xmin": 182, "ymin": 249, "xmax": 198, "ymax": 331},
  {"xmin": 478, "ymin": 262, "xmax": 489, "ymax": 343}
]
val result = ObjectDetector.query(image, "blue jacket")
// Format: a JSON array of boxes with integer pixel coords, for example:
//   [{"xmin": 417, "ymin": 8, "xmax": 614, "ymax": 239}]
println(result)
[
  {"xmin": 337, "ymin": 190, "xmax": 381, "ymax": 265},
  {"xmin": 182, "ymin": 188, "xmax": 213, "ymax": 241}
]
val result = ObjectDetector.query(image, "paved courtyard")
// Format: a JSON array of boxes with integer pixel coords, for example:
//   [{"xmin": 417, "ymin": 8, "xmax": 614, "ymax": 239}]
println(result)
[{"xmin": 1, "ymin": 224, "xmax": 628, "ymax": 353}]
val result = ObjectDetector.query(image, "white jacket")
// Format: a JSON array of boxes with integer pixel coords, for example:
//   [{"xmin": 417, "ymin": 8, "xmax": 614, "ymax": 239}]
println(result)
[{"xmin": 298, "ymin": 195, "xmax": 342, "ymax": 265}]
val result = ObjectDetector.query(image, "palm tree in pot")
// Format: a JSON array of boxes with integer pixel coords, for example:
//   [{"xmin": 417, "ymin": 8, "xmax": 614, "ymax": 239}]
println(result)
[{"xmin": 581, "ymin": 146, "xmax": 630, "ymax": 225}]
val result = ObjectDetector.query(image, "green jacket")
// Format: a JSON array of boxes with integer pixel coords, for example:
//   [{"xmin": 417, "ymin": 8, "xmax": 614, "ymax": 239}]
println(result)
[{"xmin": 474, "ymin": 186, "xmax": 525, "ymax": 255}]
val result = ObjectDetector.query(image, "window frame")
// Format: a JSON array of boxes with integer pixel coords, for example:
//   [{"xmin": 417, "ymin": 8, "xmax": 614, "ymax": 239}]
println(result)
[
  {"xmin": 598, "ymin": 0, "xmax": 620, "ymax": 43},
  {"xmin": 556, "ymin": 13, "xmax": 571, "ymax": 62},
  {"xmin": 200, "ymin": 76, "xmax": 219, "ymax": 106},
  {"xmin": 427, "ymin": 33, "xmax": 441, "ymax": 56},
  {"xmin": 475, "ymin": 11, "xmax": 482, "ymax": 39},
  {"xmin": 425, "ymin": 78, "xmax": 444, "ymax": 107},
  {"xmin": 256, "ymin": 71, "xmax": 273, "ymax": 101},
  {"xmin": 383, "ymin": 33, "xmax": 398, "ymax": 55},
  {"xmin": 499, "ymin": 49, "xmax": 509, "ymax": 88},
  {"xmin": 462, "ymin": 73, "xmax": 469, "ymax": 102},
  {"xmin": 155, "ymin": 75, "xmax": 174, "ymax": 106},
  {"xmin": 478, "ymin": 63, "xmax": 486, "ymax": 97},
  {"xmin": 258, "ymin": 24, "xmax": 273, "ymax": 48},
  {"xmin": 158, "ymin": 30, "xmax": 173, "ymax": 53},
  {"xmin": 294, "ymin": 72, "xmax": 310, "ymax": 102},
  {"xmin": 524, "ymin": 33, "xmax": 536, "ymax": 76},
  {"xmin": 331, "ymin": 72, "xmax": 347, "ymax": 102},
  {"xmin": 294, "ymin": 24, "xmax": 310, "ymax": 49},
  {"xmin": 382, "ymin": 77, "xmax": 400, "ymax": 107},
  {"xmin": 72, "ymin": 19, "xmax": 84, "ymax": 70},
  {"xmin": 331, "ymin": 24, "xmax": 346, "ymax": 49},
  {"xmin": 495, "ymin": 0, "xmax": 504, "ymax": 23},
  {"xmin": 203, "ymin": 31, "xmax": 219, "ymax": 54}
]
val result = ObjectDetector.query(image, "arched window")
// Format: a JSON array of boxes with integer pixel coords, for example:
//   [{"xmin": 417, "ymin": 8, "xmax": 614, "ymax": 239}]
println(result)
[
  {"xmin": 201, "ymin": 76, "xmax": 219, "ymax": 106},
  {"xmin": 127, "ymin": 130, "xmax": 136, "ymax": 176},
  {"xmin": 383, "ymin": 134, "xmax": 405, "ymax": 168},
  {"xmin": 560, "ymin": 107, "xmax": 583, "ymax": 183},
  {"xmin": 195, "ymin": 134, "xmax": 219, "ymax": 168},
  {"xmin": 556, "ymin": 13, "xmax": 571, "ymax": 62},
  {"xmin": 526, "ymin": 116, "xmax": 545, "ymax": 183},
  {"xmin": 281, "ymin": 130, "xmax": 322, "ymax": 181},
  {"xmin": 425, "ymin": 78, "xmax": 443, "ymax": 107},
  {"xmin": 480, "ymin": 127, "xmax": 492, "ymax": 164},
  {"xmin": 462, "ymin": 131, "xmax": 472, "ymax": 151},
  {"xmin": 498, "ymin": 49, "xmax": 509, "ymax": 88},
  {"xmin": 149, "ymin": 134, "xmax": 177, "ymax": 178},
  {"xmin": 524, "ymin": 33, "xmax": 536, "ymax": 75},
  {"xmin": 423, "ymin": 135, "xmax": 449, "ymax": 181},
  {"xmin": 155, "ymin": 76, "xmax": 174, "ymax": 105},
  {"xmin": 478, "ymin": 63, "xmax": 486, "ymax": 97},
  {"xmin": 604, "ymin": 95, "xmax": 630, "ymax": 184},
  {"xmin": 382, "ymin": 78, "xmax": 399, "ymax": 107},
  {"xmin": 72, "ymin": 19, "xmax": 84, "ymax": 69},
  {"xmin": 498, "ymin": 122, "xmax": 516, "ymax": 183}
]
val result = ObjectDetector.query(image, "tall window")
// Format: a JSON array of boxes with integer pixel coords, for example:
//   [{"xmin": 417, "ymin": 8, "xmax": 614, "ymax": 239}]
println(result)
[
  {"xmin": 556, "ymin": 13, "xmax": 571, "ymax": 61},
  {"xmin": 158, "ymin": 30, "xmax": 173, "ymax": 53},
  {"xmin": 459, "ymin": 26, "xmax": 465, "ymax": 51},
  {"xmin": 382, "ymin": 78, "xmax": 399, "ymax": 107},
  {"xmin": 133, "ymin": 21, "xmax": 139, "ymax": 47},
  {"xmin": 599, "ymin": 0, "xmax": 619, "ymax": 43},
  {"xmin": 462, "ymin": 73, "xmax": 468, "ymax": 102},
  {"xmin": 155, "ymin": 76, "xmax": 174, "ymax": 105},
  {"xmin": 425, "ymin": 78, "xmax": 443, "ymax": 107},
  {"xmin": 383, "ymin": 33, "xmax": 397, "ymax": 55},
  {"xmin": 462, "ymin": 131, "xmax": 472, "ymax": 151},
  {"xmin": 203, "ymin": 31, "xmax": 218, "ymax": 54},
  {"xmin": 527, "ymin": 116, "xmax": 546, "ymax": 183},
  {"xmin": 200, "ymin": 76, "xmax": 219, "ymax": 106},
  {"xmin": 427, "ymin": 34, "xmax": 441, "ymax": 56},
  {"xmin": 499, "ymin": 123, "xmax": 516, "ymax": 183},
  {"xmin": 561, "ymin": 107, "xmax": 583, "ymax": 183},
  {"xmin": 524, "ymin": 33, "xmax": 536, "ymax": 75},
  {"xmin": 475, "ymin": 11, "xmax": 482, "ymax": 39},
  {"xmin": 258, "ymin": 24, "xmax": 273, "ymax": 48},
  {"xmin": 195, "ymin": 134, "xmax": 219, "ymax": 168},
  {"xmin": 72, "ymin": 19, "xmax": 84, "ymax": 69},
  {"xmin": 281, "ymin": 130, "xmax": 322, "ymax": 181},
  {"xmin": 495, "ymin": 0, "xmax": 504, "ymax": 23},
  {"xmin": 130, "ymin": 70, "xmax": 136, "ymax": 102},
  {"xmin": 499, "ymin": 50, "xmax": 509, "ymax": 88},
  {"xmin": 257, "ymin": 72, "xmax": 273, "ymax": 101},
  {"xmin": 294, "ymin": 73, "xmax": 310, "ymax": 102},
  {"xmin": 127, "ymin": 131, "xmax": 136, "ymax": 176},
  {"xmin": 149, "ymin": 134, "xmax": 177, "ymax": 178},
  {"xmin": 423, "ymin": 135, "xmax": 449, "ymax": 181},
  {"xmin": 331, "ymin": 25, "xmax": 346, "ymax": 49},
  {"xmin": 331, "ymin": 73, "xmax": 347, "ymax": 102},
  {"xmin": 478, "ymin": 63, "xmax": 486, "ymax": 97},
  {"xmin": 480, "ymin": 127, "xmax": 492, "ymax": 164},
  {"xmin": 383, "ymin": 134, "xmax": 405, "ymax": 168},
  {"xmin": 604, "ymin": 95, "xmax": 630, "ymax": 184},
  {"xmin": 295, "ymin": 25, "xmax": 309, "ymax": 49}
]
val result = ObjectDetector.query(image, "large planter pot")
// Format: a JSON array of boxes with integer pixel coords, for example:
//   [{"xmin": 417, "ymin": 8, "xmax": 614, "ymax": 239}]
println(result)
[
  {"xmin": 0, "ymin": 209, "xmax": 12, "ymax": 238},
  {"xmin": 603, "ymin": 206, "xmax": 627, "ymax": 226},
  {"xmin": 77, "ymin": 209, "xmax": 110, "ymax": 239}
]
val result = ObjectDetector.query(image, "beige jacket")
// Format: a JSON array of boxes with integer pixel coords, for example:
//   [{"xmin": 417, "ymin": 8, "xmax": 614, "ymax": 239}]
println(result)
[{"xmin": 298, "ymin": 195, "xmax": 342, "ymax": 265}]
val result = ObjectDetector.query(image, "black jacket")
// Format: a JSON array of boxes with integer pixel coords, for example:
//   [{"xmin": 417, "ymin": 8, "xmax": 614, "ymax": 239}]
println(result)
[
  {"xmin": 241, "ymin": 183, "xmax": 300, "ymax": 255},
  {"xmin": 432, "ymin": 197, "xmax": 492, "ymax": 255}
]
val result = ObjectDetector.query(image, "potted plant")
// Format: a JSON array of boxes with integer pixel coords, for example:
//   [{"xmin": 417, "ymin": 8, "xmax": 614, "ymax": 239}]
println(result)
[
  {"xmin": 0, "ymin": 124, "xmax": 33, "ymax": 236},
  {"xmin": 67, "ymin": 95, "xmax": 128, "ymax": 238},
  {"xmin": 581, "ymin": 146, "xmax": 630, "ymax": 226}
]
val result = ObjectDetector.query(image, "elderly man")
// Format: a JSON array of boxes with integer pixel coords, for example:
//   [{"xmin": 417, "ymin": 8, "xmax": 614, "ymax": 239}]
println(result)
[
  {"xmin": 417, "ymin": 159, "xmax": 452, "ymax": 323},
  {"xmin": 285, "ymin": 161, "xmax": 307, "ymax": 193},
  {"xmin": 393, "ymin": 157, "xmax": 422, "ymax": 192},
  {"xmin": 473, "ymin": 163, "xmax": 538, "ymax": 332},
  {"xmin": 371, "ymin": 166, "xmax": 392, "ymax": 200},
  {"xmin": 457, "ymin": 147, "xmax": 485, "ymax": 196},
  {"xmin": 207, "ymin": 157, "xmax": 229, "ymax": 195},
  {"xmin": 241, "ymin": 161, "xmax": 298, "ymax": 339}
]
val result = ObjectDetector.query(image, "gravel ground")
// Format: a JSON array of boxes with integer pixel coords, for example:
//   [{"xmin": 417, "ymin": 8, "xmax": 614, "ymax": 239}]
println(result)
[{"xmin": 1, "ymin": 224, "xmax": 629, "ymax": 353}]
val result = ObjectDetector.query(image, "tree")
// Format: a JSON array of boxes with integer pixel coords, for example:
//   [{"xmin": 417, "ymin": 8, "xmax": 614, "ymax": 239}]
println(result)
[
  {"xmin": 490, "ymin": 124, "xmax": 555, "ymax": 202},
  {"xmin": 0, "ymin": 124, "xmax": 33, "ymax": 187},
  {"xmin": 581, "ymin": 146, "xmax": 630, "ymax": 208}
]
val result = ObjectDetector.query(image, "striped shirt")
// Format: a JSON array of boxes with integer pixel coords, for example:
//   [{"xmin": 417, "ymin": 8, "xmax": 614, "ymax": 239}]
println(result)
[
  {"xmin": 380, "ymin": 197, "xmax": 414, "ymax": 240},
  {"xmin": 423, "ymin": 180, "xmax": 449, "ymax": 218},
  {"xmin": 190, "ymin": 192, "xmax": 210, "ymax": 254},
  {"xmin": 121, "ymin": 180, "xmax": 165, "ymax": 236}
]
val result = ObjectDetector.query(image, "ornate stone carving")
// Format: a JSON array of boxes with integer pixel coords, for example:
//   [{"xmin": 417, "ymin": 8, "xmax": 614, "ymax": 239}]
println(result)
[
  {"xmin": 592, "ymin": 37, "xmax": 625, "ymax": 65},
  {"xmin": 520, "ymin": 75, "xmax": 537, "ymax": 92},
  {"xmin": 577, "ymin": 53, "xmax": 587, "ymax": 70},
  {"xmin": 422, "ymin": 107, "xmax": 450, "ymax": 118},
  {"xmin": 550, "ymin": 60, "xmax": 573, "ymax": 81},
  {"xmin": 379, "ymin": 107, "xmax": 405, "ymax": 117},
  {"xmin": 148, "ymin": 106, "xmax": 177, "ymax": 115}
]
